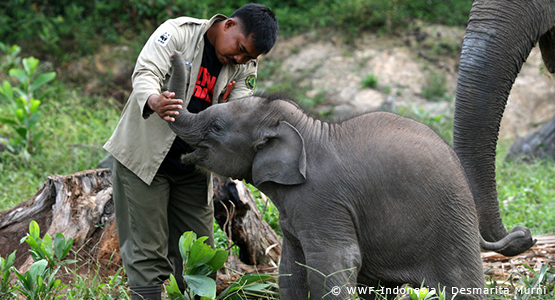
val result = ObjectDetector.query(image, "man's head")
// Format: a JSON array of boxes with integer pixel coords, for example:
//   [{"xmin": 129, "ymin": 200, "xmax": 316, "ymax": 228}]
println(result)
[
  {"xmin": 209, "ymin": 3, "xmax": 278, "ymax": 65},
  {"xmin": 230, "ymin": 3, "xmax": 278, "ymax": 55}
]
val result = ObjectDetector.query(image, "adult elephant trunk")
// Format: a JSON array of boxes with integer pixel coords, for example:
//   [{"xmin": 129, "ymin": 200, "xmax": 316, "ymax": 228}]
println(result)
[{"xmin": 454, "ymin": 0, "xmax": 555, "ymax": 256}]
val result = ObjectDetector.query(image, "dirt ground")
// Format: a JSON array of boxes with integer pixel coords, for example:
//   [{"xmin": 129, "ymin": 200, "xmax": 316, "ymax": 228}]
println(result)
[
  {"xmin": 482, "ymin": 234, "xmax": 554, "ymax": 278},
  {"xmin": 257, "ymin": 24, "xmax": 555, "ymax": 141}
]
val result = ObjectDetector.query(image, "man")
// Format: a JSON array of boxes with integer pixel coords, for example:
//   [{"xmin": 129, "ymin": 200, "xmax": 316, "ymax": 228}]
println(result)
[{"xmin": 103, "ymin": 4, "xmax": 278, "ymax": 299}]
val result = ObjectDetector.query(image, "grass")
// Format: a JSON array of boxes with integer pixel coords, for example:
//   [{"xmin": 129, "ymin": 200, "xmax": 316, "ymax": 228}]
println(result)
[
  {"xmin": 422, "ymin": 71, "xmax": 449, "ymax": 102},
  {"xmin": 0, "ymin": 89, "xmax": 120, "ymax": 210},
  {"xmin": 496, "ymin": 142, "xmax": 555, "ymax": 235}
]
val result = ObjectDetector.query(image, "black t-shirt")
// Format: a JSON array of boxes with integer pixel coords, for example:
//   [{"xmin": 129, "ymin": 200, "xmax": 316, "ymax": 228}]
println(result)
[{"xmin": 158, "ymin": 34, "xmax": 223, "ymax": 175}]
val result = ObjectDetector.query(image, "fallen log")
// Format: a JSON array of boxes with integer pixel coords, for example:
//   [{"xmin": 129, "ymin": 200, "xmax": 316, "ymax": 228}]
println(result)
[{"xmin": 0, "ymin": 169, "xmax": 282, "ymax": 277}]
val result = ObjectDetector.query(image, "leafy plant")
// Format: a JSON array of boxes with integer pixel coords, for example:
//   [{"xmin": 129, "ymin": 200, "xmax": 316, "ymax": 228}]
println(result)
[
  {"xmin": 0, "ymin": 54, "xmax": 56, "ymax": 155},
  {"xmin": 11, "ymin": 259, "xmax": 65, "ymax": 300},
  {"xmin": 406, "ymin": 285, "xmax": 443, "ymax": 300},
  {"xmin": 166, "ymin": 231, "xmax": 277, "ymax": 300},
  {"xmin": 3, "ymin": 222, "xmax": 70, "ymax": 300},
  {"xmin": 20, "ymin": 220, "xmax": 75, "ymax": 268},
  {"xmin": 166, "ymin": 231, "xmax": 229, "ymax": 300},
  {"xmin": 0, "ymin": 251, "xmax": 16, "ymax": 299},
  {"xmin": 0, "ymin": 42, "xmax": 21, "ymax": 76}
]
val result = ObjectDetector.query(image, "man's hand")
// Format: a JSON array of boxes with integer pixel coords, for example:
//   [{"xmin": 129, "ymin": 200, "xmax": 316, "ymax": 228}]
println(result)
[{"xmin": 147, "ymin": 91, "xmax": 183, "ymax": 122}]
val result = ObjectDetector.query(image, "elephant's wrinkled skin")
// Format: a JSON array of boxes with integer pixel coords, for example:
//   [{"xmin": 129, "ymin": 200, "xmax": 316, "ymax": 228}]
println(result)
[
  {"xmin": 453, "ymin": 0, "xmax": 555, "ymax": 256},
  {"xmin": 167, "ymin": 52, "xmax": 507, "ymax": 299}
]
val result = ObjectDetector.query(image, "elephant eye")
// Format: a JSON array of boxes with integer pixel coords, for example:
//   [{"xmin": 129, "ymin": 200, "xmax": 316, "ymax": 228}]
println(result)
[
  {"xmin": 210, "ymin": 122, "xmax": 223, "ymax": 133},
  {"xmin": 253, "ymin": 138, "xmax": 267, "ymax": 151}
]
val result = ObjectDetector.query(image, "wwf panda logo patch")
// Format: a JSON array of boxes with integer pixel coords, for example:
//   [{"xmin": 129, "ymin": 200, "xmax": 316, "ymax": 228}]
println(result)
[{"xmin": 156, "ymin": 32, "xmax": 172, "ymax": 47}]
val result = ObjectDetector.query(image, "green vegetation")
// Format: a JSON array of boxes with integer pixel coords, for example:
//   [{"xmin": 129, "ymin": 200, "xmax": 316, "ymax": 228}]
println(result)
[
  {"xmin": 422, "ymin": 71, "xmax": 448, "ymax": 102},
  {"xmin": 1, "ymin": 1, "xmax": 553, "ymax": 299},
  {"xmin": 167, "ymin": 231, "xmax": 277, "ymax": 300},
  {"xmin": 1, "ymin": 0, "xmax": 473, "ymax": 62},
  {"xmin": 2, "ymin": 221, "xmax": 129, "ymax": 299},
  {"xmin": 1, "ymin": 223, "xmax": 276, "ymax": 300},
  {"xmin": 166, "ymin": 231, "xmax": 226, "ymax": 299},
  {"xmin": 496, "ymin": 143, "xmax": 555, "ymax": 235},
  {"xmin": 362, "ymin": 73, "xmax": 379, "ymax": 89},
  {"xmin": 0, "ymin": 42, "xmax": 120, "ymax": 209},
  {"xmin": 20, "ymin": 221, "xmax": 75, "ymax": 269},
  {"xmin": 0, "ymin": 51, "xmax": 56, "ymax": 155}
]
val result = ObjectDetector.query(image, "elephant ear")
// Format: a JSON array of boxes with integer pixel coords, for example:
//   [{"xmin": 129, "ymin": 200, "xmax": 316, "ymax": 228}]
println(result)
[{"xmin": 252, "ymin": 121, "xmax": 307, "ymax": 186}]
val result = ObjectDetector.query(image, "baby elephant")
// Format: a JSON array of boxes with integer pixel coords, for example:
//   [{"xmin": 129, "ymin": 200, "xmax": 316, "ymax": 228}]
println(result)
[{"xmin": 167, "ymin": 52, "xmax": 516, "ymax": 299}]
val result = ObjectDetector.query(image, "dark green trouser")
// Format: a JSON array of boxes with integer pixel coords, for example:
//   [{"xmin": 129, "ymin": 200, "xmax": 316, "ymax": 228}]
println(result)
[{"xmin": 112, "ymin": 159, "xmax": 214, "ymax": 288}]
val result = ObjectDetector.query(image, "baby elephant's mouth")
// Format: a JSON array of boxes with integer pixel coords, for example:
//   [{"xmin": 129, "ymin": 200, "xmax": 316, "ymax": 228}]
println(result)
[{"xmin": 180, "ymin": 148, "xmax": 208, "ymax": 165}]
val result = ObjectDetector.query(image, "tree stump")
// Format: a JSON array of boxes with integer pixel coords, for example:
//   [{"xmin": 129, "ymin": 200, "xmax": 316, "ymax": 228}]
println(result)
[
  {"xmin": 0, "ymin": 169, "xmax": 281, "ymax": 277},
  {"xmin": 213, "ymin": 176, "xmax": 281, "ymax": 267},
  {"xmin": 0, "ymin": 169, "xmax": 119, "ymax": 274}
]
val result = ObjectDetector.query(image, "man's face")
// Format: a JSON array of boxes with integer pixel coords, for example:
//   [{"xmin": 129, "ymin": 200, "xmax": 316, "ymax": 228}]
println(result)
[{"xmin": 215, "ymin": 19, "xmax": 262, "ymax": 65}]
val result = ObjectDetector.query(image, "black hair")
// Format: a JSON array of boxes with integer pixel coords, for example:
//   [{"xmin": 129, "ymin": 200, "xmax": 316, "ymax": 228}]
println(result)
[{"xmin": 230, "ymin": 3, "xmax": 279, "ymax": 54}]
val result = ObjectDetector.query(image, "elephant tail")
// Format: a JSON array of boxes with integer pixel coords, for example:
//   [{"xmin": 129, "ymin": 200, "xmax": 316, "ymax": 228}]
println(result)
[{"xmin": 479, "ymin": 226, "xmax": 536, "ymax": 257}]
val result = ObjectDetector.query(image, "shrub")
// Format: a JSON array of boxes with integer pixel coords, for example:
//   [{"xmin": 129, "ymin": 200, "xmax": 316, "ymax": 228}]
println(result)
[
  {"xmin": 362, "ymin": 73, "xmax": 379, "ymax": 89},
  {"xmin": 0, "ymin": 47, "xmax": 56, "ymax": 156}
]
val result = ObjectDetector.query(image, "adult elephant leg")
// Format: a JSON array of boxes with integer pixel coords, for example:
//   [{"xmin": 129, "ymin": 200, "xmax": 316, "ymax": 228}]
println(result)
[
  {"xmin": 453, "ymin": 0, "xmax": 555, "ymax": 256},
  {"xmin": 278, "ymin": 236, "xmax": 309, "ymax": 299},
  {"xmin": 539, "ymin": 26, "xmax": 555, "ymax": 73}
]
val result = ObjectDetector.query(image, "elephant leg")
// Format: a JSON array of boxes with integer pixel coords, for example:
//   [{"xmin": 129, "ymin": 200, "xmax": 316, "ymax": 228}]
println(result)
[
  {"xmin": 539, "ymin": 26, "xmax": 555, "ymax": 73},
  {"xmin": 278, "ymin": 237, "xmax": 309, "ymax": 299},
  {"xmin": 298, "ymin": 230, "xmax": 362, "ymax": 300}
]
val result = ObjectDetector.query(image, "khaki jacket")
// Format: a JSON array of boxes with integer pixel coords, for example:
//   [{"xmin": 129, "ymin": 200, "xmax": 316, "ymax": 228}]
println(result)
[{"xmin": 104, "ymin": 15, "xmax": 257, "ymax": 185}]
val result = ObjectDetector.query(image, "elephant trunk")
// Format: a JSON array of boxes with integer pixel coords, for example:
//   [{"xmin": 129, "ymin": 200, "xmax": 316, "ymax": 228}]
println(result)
[
  {"xmin": 167, "ymin": 51, "xmax": 202, "ymax": 143},
  {"xmin": 479, "ymin": 226, "xmax": 535, "ymax": 256},
  {"xmin": 454, "ymin": 0, "xmax": 548, "ymax": 255}
]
